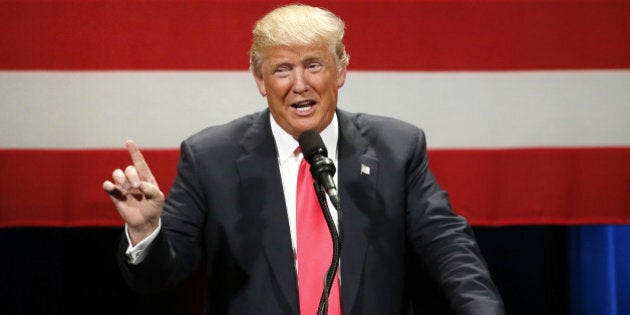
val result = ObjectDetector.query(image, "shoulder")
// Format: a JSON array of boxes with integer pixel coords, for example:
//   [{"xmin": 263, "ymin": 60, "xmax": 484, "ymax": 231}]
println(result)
[
  {"xmin": 183, "ymin": 110, "xmax": 267, "ymax": 151},
  {"xmin": 338, "ymin": 109, "xmax": 427, "ymax": 149}
]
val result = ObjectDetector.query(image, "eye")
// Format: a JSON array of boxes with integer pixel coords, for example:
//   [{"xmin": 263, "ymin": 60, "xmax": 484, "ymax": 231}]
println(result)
[
  {"xmin": 307, "ymin": 62, "xmax": 323, "ymax": 72},
  {"xmin": 273, "ymin": 66, "xmax": 291, "ymax": 77}
]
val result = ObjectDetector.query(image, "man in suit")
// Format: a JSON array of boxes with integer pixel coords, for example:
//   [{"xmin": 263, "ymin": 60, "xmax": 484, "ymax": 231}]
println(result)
[{"xmin": 103, "ymin": 4, "xmax": 504, "ymax": 314}]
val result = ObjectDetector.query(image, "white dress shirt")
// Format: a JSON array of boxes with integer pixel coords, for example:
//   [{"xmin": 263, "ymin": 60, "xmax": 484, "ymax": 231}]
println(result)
[
  {"xmin": 270, "ymin": 114, "xmax": 339, "ymax": 269},
  {"xmin": 125, "ymin": 113, "xmax": 339, "ymax": 266}
]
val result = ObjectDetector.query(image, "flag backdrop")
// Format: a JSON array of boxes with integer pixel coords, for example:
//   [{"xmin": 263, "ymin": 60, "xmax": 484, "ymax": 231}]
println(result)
[{"xmin": 1, "ymin": 0, "xmax": 629, "ymax": 313}]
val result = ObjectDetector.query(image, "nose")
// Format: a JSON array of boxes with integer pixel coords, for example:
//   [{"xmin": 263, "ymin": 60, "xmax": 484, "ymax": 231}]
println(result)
[{"xmin": 292, "ymin": 69, "xmax": 309, "ymax": 94}]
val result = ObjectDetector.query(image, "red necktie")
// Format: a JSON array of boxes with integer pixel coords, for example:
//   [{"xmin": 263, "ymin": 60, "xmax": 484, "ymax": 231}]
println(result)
[{"xmin": 297, "ymin": 156, "xmax": 341, "ymax": 315}]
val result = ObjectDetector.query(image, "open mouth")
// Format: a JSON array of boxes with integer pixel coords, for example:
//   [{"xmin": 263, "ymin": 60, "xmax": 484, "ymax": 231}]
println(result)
[{"xmin": 291, "ymin": 100, "xmax": 317, "ymax": 113}]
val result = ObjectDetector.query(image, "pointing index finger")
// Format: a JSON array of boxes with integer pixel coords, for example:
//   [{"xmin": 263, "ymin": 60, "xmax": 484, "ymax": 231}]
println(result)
[{"xmin": 125, "ymin": 139, "xmax": 155, "ymax": 183}]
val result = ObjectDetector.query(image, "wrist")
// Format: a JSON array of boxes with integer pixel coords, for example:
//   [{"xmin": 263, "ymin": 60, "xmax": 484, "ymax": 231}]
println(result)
[{"xmin": 128, "ymin": 220, "xmax": 159, "ymax": 245}]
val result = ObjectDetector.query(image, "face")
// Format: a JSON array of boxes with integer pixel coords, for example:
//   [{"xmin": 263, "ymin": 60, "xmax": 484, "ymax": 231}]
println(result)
[{"xmin": 254, "ymin": 45, "xmax": 346, "ymax": 139}]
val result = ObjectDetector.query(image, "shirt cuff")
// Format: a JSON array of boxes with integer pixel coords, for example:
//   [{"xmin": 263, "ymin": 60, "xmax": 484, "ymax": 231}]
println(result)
[{"xmin": 124, "ymin": 218, "xmax": 161, "ymax": 265}]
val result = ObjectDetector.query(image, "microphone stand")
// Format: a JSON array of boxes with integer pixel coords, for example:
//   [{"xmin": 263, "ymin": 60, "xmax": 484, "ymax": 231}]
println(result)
[{"xmin": 314, "ymin": 182, "xmax": 342, "ymax": 315}]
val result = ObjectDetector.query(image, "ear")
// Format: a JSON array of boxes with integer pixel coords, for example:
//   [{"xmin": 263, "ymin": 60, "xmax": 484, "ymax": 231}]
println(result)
[
  {"xmin": 337, "ymin": 67, "xmax": 347, "ymax": 88},
  {"xmin": 254, "ymin": 72, "xmax": 267, "ymax": 96}
]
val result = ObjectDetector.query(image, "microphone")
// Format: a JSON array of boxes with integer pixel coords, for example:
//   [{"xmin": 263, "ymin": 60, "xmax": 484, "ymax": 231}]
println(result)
[{"xmin": 298, "ymin": 130, "xmax": 341, "ymax": 211}]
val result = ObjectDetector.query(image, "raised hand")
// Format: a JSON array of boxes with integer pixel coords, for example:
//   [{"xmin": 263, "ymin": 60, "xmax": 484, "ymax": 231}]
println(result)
[{"xmin": 103, "ymin": 140, "xmax": 165, "ymax": 245}]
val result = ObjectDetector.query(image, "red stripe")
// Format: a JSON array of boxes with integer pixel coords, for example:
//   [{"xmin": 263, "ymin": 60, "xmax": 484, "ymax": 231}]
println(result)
[
  {"xmin": 429, "ymin": 148, "xmax": 630, "ymax": 226},
  {"xmin": 0, "ymin": 149, "xmax": 179, "ymax": 227},
  {"xmin": 1, "ymin": 0, "xmax": 629, "ymax": 70},
  {"xmin": 1, "ymin": 148, "xmax": 628, "ymax": 227}
]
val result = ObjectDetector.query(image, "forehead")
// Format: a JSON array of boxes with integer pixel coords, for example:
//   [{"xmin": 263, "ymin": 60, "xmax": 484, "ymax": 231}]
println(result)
[{"xmin": 263, "ymin": 45, "xmax": 333, "ymax": 64}]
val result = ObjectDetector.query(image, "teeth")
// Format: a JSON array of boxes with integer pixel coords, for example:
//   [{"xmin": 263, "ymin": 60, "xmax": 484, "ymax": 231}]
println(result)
[
  {"xmin": 294, "ymin": 100, "xmax": 315, "ymax": 108},
  {"xmin": 296, "ymin": 105, "xmax": 312, "ymax": 112}
]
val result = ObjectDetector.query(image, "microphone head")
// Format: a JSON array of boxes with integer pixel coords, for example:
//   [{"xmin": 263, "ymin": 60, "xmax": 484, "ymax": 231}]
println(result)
[{"xmin": 298, "ymin": 130, "xmax": 328, "ymax": 163}]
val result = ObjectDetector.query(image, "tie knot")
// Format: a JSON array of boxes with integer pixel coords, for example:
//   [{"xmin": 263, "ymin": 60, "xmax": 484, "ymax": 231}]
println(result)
[
  {"xmin": 295, "ymin": 147, "xmax": 309, "ymax": 168},
  {"xmin": 299, "ymin": 154, "xmax": 310, "ymax": 171}
]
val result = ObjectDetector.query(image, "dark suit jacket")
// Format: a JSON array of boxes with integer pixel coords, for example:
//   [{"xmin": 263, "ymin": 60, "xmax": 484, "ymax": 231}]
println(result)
[{"xmin": 119, "ymin": 109, "xmax": 504, "ymax": 315}]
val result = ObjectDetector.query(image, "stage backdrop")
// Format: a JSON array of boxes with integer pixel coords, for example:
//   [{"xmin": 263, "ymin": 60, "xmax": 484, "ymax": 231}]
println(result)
[{"xmin": 1, "ymin": 0, "xmax": 629, "ymax": 314}]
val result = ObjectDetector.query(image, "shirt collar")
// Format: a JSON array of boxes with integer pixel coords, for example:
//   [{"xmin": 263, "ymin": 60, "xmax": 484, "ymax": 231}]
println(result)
[{"xmin": 270, "ymin": 113, "xmax": 339, "ymax": 165}]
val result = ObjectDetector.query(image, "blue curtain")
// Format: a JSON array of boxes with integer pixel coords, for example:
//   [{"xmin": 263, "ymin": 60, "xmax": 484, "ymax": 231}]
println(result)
[{"xmin": 570, "ymin": 225, "xmax": 630, "ymax": 315}]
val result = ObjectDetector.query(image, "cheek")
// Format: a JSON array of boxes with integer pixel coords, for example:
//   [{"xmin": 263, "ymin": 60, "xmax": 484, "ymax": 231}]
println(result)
[{"xmin": 266, "ymin": 80, "xmax": 292, "ymax": 98}]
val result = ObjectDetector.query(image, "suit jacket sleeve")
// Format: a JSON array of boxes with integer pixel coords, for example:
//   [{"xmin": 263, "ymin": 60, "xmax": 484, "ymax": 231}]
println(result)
[
  {"xmin": 118, "ymin": 139, "xmax": 205, "ymax": 294},
  {"xmin": 404, "ymin": 128, "xmax": 504, "ymax": 314}
]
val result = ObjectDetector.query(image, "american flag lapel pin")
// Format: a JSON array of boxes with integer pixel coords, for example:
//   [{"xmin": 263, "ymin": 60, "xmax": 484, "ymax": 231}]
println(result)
[{"xmin": 360, "ymin": 164, "xmax": 370, "ymax": 175}]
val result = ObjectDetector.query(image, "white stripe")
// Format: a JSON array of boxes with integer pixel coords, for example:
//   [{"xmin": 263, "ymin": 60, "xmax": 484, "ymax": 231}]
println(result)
[{"xmin": 1, "ymin": 70, "xmax": 629, "ymax": 148}]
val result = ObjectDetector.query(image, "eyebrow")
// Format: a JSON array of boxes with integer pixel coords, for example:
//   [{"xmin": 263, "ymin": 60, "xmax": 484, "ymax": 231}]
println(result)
[
  {"xmin": 303, "ymin": 56, "xmax": 324, "ymax": 64},
  {"xmin": 271, "ymin": 61, "xmax": 293, "ymax": 69},
  {"xmin": 269, "ymin": 52, "xmax": 327, "ymax": 67}
]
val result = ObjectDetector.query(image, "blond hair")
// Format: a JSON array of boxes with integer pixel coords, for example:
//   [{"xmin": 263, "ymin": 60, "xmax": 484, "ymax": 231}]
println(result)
[{"xmin": 249, "ymin": 4, "xmax": 349, "ymax": 75}]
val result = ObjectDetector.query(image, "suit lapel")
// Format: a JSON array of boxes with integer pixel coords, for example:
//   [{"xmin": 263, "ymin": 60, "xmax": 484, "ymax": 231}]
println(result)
[
  {"xmin": 236, "ymin": 110, "xmax": 299, "ymax": 315},
  {"xmin": 337, "ymin": 110, "xmax": 379, "ymax": 314},
  {"xmin": 232, "ymin": 109, "xmax": 378, "ymax": 314}
]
